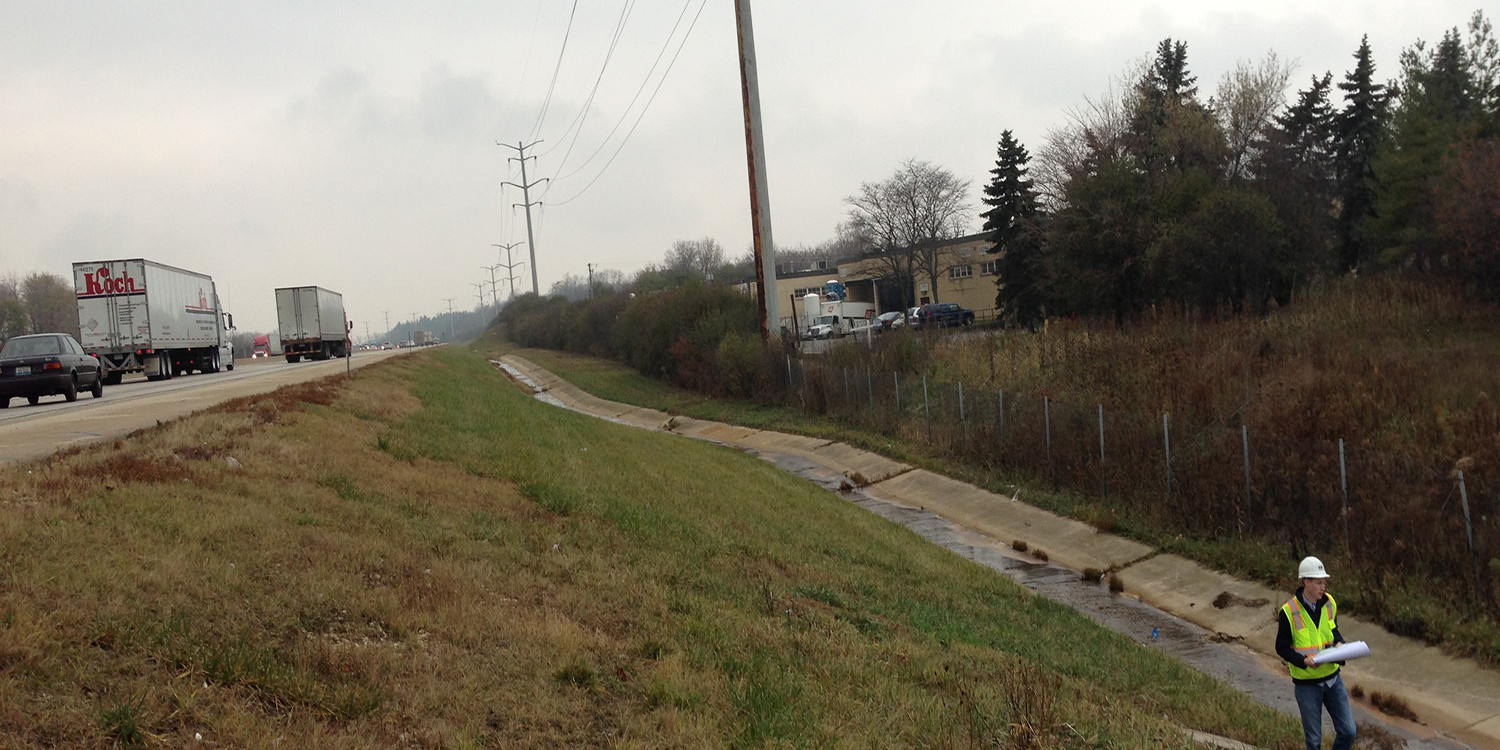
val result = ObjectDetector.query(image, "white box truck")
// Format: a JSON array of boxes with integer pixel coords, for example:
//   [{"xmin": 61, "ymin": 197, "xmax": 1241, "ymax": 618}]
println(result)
[
  {"xmin": 275, "ymin": 286, "xmax": 349, "ymax": 363},
  {"xmin": 73, "ymin": 259, "xmax": 235, "ymax": 384}
]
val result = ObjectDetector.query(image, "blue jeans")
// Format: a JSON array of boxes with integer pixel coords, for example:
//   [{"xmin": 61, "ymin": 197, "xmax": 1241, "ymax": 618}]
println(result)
[{"xmin": 1294, "ymin": 673, "xmax": 1356, "ymax": 750}]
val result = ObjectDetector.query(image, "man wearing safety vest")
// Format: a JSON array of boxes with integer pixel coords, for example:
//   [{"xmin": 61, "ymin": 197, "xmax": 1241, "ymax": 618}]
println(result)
[{"xmin": 1276, "ymin": 556, "xmax": 1356, "ymax": 750}]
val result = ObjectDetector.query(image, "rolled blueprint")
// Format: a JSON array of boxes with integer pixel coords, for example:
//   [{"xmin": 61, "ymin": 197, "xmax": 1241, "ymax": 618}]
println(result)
[{"xmin": 1310, "ymin": 640, "xmax": 1371, "ymax": 665}]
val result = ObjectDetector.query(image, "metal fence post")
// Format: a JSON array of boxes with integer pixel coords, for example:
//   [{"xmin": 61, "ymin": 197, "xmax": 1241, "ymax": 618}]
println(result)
[
  {"xmin": 1044, "ymin": 396, "xmax": 1053, "ymax": 487},
  {"xmin": 1338, "ymin": 438, "xmax": 1349, "ymax": 554},
  {"xmin": 1459, "ymin": 470, "xmax": 1479, "ymax": 598},
  {"xmin": 843, "ymin": 368, "xmax": 850, "ymax": 410},
  {"xmin": 894, "ymin": 372, "xmax": 900, "ymax": 412},
  {"xmin": 867, "ymin": 368, "xmax": 874, "ymax": 414},
  {"xmin": 997, "ymin": 389, "xmax": 1005, "ymax": 444},
  {"xmin": 923, "ymin": 375, "xmax": 931, "ymax": 442},
  {"xmin": 958, "ymin": 381, "xmax": 967, "ymax": 438},
  {"xmin": 785, "ymin": 355, "xmax": 792, "ymax": 397},
  {"xmin": 1241, "ymin": 425, "xmax": 1252, "ymax": 533},
  {"xmin": 1098, "ymin": 404, "xmax": 1107, "ymax": 498},
  {"xmin": 1162, "ymin": 413, "xmax": 1173, "ymax": 497}
]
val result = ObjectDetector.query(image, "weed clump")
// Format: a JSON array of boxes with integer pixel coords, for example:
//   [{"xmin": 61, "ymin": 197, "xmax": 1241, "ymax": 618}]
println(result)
[
  {"xmin": 1081, "ymin": 568, "xmax": 1103, "ymax": 583},
  {"xmin": 1108, "ymin": 574, "xmax": 1125, "ymax": 593},
  {"xmin": 999, "ymin": 660, "xmax": 1060, "ymax": 750},
  {"xmin": 1369, "ymin": 691, "xmax": 1419, "ymax": 722},
  {"xmin": 97, "ymin": 696, "xmax": 146, "ymax": 748},
  {"xmin": 1012, "ymin": 540, "xmax": 1029, "ymax": 552},
  {"xmin": 554, "ymin": 658, "xmax": 597, "ymax": 689}
]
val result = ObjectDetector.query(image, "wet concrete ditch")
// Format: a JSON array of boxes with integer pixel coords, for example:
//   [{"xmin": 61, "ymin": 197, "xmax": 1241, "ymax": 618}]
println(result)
[{"xmin": 494, "ymin": 358, "xmax": 1472, "ymax": 749}]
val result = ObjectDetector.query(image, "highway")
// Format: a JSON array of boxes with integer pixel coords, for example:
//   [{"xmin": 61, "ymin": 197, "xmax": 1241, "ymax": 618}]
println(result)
[{"xmin": 0, "ymin": 349, "xmax": 408, "ymax": 465}]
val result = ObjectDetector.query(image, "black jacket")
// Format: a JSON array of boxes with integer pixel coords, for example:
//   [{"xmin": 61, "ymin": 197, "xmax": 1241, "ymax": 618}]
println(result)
[{"xmin": 1275, "ymin": 586, "xmax": 1346, "ymax": 684}]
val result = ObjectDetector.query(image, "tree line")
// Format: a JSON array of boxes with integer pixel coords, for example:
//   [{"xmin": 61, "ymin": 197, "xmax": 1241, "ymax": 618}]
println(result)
[
  {"xmin": 0, "ymin": 272, "xmax": 78, "ymax": 343},
  {"xmin": 983, "ymin": 14, "xmax": 1500, "ymax": 328}
]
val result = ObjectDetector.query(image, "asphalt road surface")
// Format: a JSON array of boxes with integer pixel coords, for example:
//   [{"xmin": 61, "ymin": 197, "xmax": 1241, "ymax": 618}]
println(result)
[{"xmin": 0, "ymin": 349, "xmax": 408, "ymax": 465}]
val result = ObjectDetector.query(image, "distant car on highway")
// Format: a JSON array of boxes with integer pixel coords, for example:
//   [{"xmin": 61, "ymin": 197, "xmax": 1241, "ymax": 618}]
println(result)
[{"xmin": 0, "ymin": 333, "xmax": 105, "ymax": 407}]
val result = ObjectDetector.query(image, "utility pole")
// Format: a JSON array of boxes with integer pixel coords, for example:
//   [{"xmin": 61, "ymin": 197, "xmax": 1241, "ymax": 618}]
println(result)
[
  {"xmin": 442, "ymin": 298, "xmax": 455, "ymax": 342},
  {"xmin": 735, "ymin": 0, "xmax": 779, "ymax": 341},
  {"xmin": 363, "ymin": 321, "xmax": 369, "ymax": 346},
  {"xmin": 499, "ymin": 140, "xmax": 547, "ymax": 296},
  {"xmin": 492, "ymin": 242, "xmax": 526, "ymax": 301},
  {"xmin": 483, "ymin": 264, "xmax": 502, "ymax": 306},
  {"xmin": 472, "ymin": 282, "xmax": 486, "ymax": 309},
  {"xmin": 587, "ymin": 263, "xmax": 595, "ymax": 300},
  {"xmin": 382, "ymin": 311, "xmax": 390, "ymax": 341}
]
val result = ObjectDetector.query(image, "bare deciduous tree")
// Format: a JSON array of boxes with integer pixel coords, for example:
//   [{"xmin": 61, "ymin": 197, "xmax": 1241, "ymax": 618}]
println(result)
[
  {"xmin": 1034, "ymin": 62, "xmax": 1143, "ymax": 209},
  {"xmin": 845, "ymin": 159, "xmax": 971, "ymax": 306},
  {"xmin": 1214, "ymin": 51, "xmax": 1293, "ymax": 181},
  {"xmin": 21, "ymin": 273, "xmax": 77, "ymax": 339},
  {"xmin": 664, "ymin": 237, "xmax": 726, "ymax": 280}
]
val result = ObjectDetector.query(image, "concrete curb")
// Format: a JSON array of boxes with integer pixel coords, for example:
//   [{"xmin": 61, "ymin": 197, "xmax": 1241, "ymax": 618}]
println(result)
[{"xmin": 495, "ymin": 354, "xmax": 1500, "ymax": 749}]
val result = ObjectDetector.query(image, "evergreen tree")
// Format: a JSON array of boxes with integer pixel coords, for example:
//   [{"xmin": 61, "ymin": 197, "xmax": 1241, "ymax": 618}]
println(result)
[
  {"xmin": 1372, "ymin": 15, "xmax": 1498, "ymax": 269},
  {"xmin": 1129, "ymin": 39, "xmax": 1223, "ymax": 180},
  {"xmin": 1334, "ymin": 36, "xmax": 1390, "ymax": 271},
  {"xmin": 1252, "ymin": 73, "xmax": 1340, "ymax": 291},
  {"xmin": 981, "ymin": 131, "xmax": 1047, "ymax": 329}
]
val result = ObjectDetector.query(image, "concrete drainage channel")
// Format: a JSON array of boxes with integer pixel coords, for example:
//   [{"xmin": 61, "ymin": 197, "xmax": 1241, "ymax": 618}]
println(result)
[{"xmin": 493, "ymin": 357, "xmax": 1477, "ymax": 750}]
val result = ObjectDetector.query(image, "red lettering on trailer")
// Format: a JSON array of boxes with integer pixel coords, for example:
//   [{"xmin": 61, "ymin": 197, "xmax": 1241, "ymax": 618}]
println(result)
[{"xmin": 80, "ymin": 267, "xmax": 142, "ymax": 296}]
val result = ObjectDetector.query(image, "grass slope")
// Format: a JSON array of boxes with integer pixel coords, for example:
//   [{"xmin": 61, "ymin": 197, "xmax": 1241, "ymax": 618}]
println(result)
[{"xmin": 0, "ymin": 349, "xmax": 1296, "ymax": 748}]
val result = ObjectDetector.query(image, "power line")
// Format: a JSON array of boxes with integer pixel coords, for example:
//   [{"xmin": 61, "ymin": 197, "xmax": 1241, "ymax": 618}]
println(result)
[
  {"xmin": 546, "ymin": 0, "xmax": 709, "ymax": 206},
  {"xmin": 527, "ymin": 0, "xmax": 580, "ymax": 143},
  {"xmin": 545, "ymin": 0, "xmax": 701, "ymax": 192},
  {"xmin": 539, "ymin": 0, "xmax": 636, "ymax": 167}
]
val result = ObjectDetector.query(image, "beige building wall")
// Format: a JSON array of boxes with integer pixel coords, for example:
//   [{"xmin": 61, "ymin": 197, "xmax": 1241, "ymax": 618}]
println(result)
[{"xmin": 739, "ymin": 233, "xmax": 1003, "ymax": 327}]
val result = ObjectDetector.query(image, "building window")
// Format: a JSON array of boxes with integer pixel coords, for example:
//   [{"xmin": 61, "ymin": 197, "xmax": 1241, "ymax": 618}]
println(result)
[
  {"xmin": 948, "ymin": 265, "xmax": 973, "ymax": 280},
  {"xmin": 981, "ymin": 260, "xmax": 997, "ymax": 275}
]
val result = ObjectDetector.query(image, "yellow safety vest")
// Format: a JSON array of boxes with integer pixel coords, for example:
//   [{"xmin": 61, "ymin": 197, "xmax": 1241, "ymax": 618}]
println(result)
[{"xmin": 1282, "ymin": 593, "xmax": 1340, "ymax": 681}]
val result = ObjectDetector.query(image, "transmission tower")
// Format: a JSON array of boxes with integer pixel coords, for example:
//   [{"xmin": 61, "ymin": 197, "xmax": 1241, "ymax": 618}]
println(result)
[{"xmin": 499, "ymin": 140, "xmax": 547, "ymax": 296}]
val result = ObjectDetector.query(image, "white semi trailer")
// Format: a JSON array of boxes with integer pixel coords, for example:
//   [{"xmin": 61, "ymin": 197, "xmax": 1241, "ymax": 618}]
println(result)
[
  {"xmin": 73, "ymin": 259, "xmax": 235, "ymax": 384},
  {"xmin": 275, "ymin": 286, "xmax": 349, "ymax": 363}
]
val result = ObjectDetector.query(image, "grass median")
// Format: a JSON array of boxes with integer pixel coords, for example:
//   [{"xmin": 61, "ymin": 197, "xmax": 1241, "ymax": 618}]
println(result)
[{"xmin": 0, "ymin": 347, "xmax": 1296, "ymax": 748}]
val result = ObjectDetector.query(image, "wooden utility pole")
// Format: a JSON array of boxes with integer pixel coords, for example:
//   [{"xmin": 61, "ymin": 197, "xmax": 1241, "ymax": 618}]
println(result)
[{"xmin": 734, "ymin": 0, "xmax": 778, "ymax": 341}]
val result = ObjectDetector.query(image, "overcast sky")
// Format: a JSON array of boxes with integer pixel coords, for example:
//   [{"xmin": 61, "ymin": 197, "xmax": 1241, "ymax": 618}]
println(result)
[{"xmin": 0, "ymin": 1, "xmax": 1483, "ymax": 335}]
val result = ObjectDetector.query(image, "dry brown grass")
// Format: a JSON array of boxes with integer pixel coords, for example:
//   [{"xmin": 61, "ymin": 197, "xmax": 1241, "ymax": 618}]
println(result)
[{"xmin": 800, "ymin": 277, "xmax": 1500, "ymax": 662}]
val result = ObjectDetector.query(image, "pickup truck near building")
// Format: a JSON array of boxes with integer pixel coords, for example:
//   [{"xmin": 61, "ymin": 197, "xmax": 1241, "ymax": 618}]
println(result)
[{"xmin": 911, "ymin": 302, "xmax": 974, "ymax": 330}]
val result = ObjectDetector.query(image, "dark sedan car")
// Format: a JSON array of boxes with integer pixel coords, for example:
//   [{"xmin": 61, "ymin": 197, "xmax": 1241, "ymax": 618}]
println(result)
[{"xmin": 0, "ymin": 333, "xmax": 105, "ymax": 407}]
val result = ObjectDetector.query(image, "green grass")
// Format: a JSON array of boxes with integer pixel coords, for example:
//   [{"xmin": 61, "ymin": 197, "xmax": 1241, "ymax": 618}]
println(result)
[{"xmin": 0, "ymin": 347, "xmax": 1298, "ymax": 748}]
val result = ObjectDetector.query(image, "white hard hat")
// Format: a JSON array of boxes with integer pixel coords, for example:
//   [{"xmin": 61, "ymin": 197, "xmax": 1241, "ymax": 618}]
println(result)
[{"xmin": 1298, "ymin": 556, "xmax": 1329, "ymax": 579}]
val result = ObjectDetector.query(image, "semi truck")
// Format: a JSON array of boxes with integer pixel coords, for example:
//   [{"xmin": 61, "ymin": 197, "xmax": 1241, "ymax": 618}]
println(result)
[
  {"xmin": 275, "ymin": 286, "xmax": 349, "ymax": 363},
  {"xmin": 73, "ymin": 259, "xmax": 235, "ymax": 384},
  {"xmin": 251, "ymin": 334, "xmax": 271, "ymax": 358},
  {"xmin": 412, "ymin": 330, "xmax": 435, "ymax": 346},
  {"xmin": 800, "ymin": 281, "xmax": 876, "ymax": 339}
]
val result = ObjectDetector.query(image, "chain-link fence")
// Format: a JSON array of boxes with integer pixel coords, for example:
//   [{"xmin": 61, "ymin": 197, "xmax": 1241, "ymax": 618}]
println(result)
[{"xmin": 774, "ymin": 354, "xmax": 1497, "ymax": 617}]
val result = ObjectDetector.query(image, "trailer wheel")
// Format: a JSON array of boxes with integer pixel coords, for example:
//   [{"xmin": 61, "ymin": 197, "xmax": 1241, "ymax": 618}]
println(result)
[
  {"xmin": 104, "ymin": 371, "xmax": 122, "ymax": 386},
  {"xmin": 286, "ymin": 354, "xmax": 301, "ymax": 364},
  {"xmin": 206, "ymin": 351, "xmax": 221, "ymax": 374}
]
